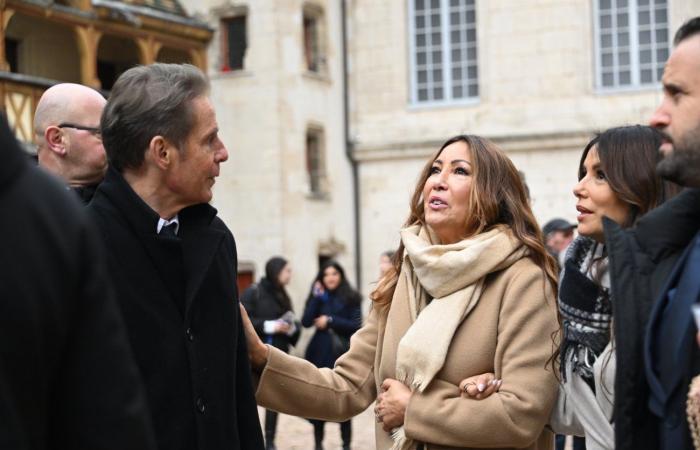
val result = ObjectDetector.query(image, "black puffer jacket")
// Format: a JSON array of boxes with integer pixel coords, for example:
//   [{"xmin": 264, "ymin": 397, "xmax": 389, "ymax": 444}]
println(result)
[
  {"xmin": 240, "ymin": 278, "xmax": 301, "ymax": 353},
  {"xmin": 604, "ymin": 188, "xmax": 700, "ymax": 450}
]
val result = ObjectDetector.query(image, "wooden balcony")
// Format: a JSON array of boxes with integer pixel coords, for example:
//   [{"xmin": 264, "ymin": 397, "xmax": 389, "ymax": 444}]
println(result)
[{"xmin": 0, "ymin": 71, "xmax": 54, "ymax": 147}]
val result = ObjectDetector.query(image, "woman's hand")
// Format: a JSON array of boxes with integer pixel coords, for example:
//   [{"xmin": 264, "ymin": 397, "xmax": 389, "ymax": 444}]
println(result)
[
  {"xmin": 239, "ymin": 303, "xmax": 269, "ymax": 370},
  {"xmin": 314, "ymin": 315, "xmax": 329, "ymax": 330},
  {"xmin": 458, "ymin": 373, "xmax": 501, "ymax": 400},
  {"xmin": 312, "ymin": 281, "xmax": 325, "ymax": 297},
  {"xmin": 376, "ymin": 379, "xmax": 412, "ymax": 432}
]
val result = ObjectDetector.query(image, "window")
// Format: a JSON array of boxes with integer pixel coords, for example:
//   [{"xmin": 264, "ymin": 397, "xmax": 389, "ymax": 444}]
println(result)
[
  {"xmin": 306, "ymin": 127, "xmax": 326, "ymax": 196},
  {"xmin": 595, "ymin": 0, "xmax": 669, "ymax": 89},
  {"xmin": 237, "ymin": 263, "xmax": 255, "ymax": 295},
  {"xmin": 303, "ymin": 7, "xmax": 325, "ymax": 73},
  {"xmin": 409, "ymin": 0, "xmax": 478, "ymax": 105},
  {"xmin": 221, "ymin": 15, "xmax": 247, "ymax": 71}
]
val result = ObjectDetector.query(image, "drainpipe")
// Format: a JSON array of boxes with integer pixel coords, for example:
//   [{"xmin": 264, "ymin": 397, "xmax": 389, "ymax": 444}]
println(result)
[{"xmin": 340, "ymin": 0, "xmax": 361, "ymax": 289}]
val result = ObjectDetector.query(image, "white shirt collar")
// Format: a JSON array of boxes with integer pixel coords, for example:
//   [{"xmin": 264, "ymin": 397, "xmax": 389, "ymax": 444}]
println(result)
[{"xmin": 156, "ymin": 215, "xmax": 180, "ymax": 235}]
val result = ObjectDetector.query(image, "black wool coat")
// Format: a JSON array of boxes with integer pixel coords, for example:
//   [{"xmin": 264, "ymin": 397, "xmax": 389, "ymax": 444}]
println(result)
[
  {"xmin": 0, "ymin": 117, "xmax": 156, "ymax": 450},
  {"xmin": 87, "ymin": 167, "xmax": 264, "ymax": 450},
  {"xmin": 301, "ymin": 291, "xmax": 362, "ymax": 369},
  {"xmin": 240, "ymin": 278, "xmax": 300, "ymax": 353},
  {"xmin": 605, "ymin": 188, "xmax": 700, "ymax": 450}
]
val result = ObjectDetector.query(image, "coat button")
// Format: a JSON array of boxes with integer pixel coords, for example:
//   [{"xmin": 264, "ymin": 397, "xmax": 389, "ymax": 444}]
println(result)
[
  {"xmin": 186, "ymin": 328, "xmax": 194, "ymax": 342},
  {"xmin": 196, "ymin": 397, "xmax": 206, "ymax": 414}
]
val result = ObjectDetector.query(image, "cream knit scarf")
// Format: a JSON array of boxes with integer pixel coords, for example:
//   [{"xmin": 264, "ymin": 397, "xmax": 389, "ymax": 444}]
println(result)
[{"xmin": 391, "ymin": 224, "xmax": 527, "ymax": 450}]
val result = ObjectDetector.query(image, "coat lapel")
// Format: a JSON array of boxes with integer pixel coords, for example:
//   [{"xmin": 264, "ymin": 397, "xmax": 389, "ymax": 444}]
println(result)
[
  {"xmin": 95, "ymin": 169, "xmax": 225, "ymax": 319},
  {"xmin": 644, "ymin": 244, "xmax": 693, "ymax": 406},
  {"xmin": 180, "ymin": 210, "xmax": 225, "ymax": 318}
]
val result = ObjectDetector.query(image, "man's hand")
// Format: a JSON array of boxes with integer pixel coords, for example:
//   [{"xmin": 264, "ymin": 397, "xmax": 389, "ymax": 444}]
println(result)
[
  {"xmin": 275, "ymin": 321, "xmax": 291, "ymax": 334},
  {"xmin": 375, "ymin": 379, "xmax": 412, "ymax": 432},
  {"xmin": 239, "ymin": 303, "xmax": 269, "ymax": 370}
]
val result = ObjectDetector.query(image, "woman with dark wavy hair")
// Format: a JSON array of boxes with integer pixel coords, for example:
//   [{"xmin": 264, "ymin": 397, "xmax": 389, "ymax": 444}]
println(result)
[
  {"xmin": 549, "ymin": 126, "xmax": 680, "ymax": 450},
  {"xmin": 301, "ymin": 260, "xmax": 362, "ymax": 450},
  {"xmin": 462, "ymin": 126, "xmax": 680, "ymax": 450},
  {"xmin": 241, "ymin": 135, "xmax": 560, "ymax": 450}
]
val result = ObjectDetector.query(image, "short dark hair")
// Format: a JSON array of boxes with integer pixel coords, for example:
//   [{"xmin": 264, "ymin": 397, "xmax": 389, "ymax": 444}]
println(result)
[
  {"xmin": 674, "ymin": 17, "xmax": 700, "ymax": 45},
  {"xmin": 101, "ymin": 63, "xmax": 209, "ymax": 171}
]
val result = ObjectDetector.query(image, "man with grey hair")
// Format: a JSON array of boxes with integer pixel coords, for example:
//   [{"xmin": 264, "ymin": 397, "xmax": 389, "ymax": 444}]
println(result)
[
  {"xmin": 87, "ymin": 64, "xmax": 264, "ymax": 450},
  {"xmin": 34, "ymin": 83, "xmax": 106, "ymax": 202}
]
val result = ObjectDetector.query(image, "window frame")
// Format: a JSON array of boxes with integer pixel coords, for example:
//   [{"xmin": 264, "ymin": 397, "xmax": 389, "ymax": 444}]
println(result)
[
  {"xmin": 592, "ymin": 0, "xmax": 671, "ymax": 93},
  {"xmin": 219, "ymin": 13, "xmax": 248, "ymax": 72},
  {"xmin": 305, "ymin": 126, "xmax": 328, "ymax": 198},
  {"xmin": 407, "ymin": 0, "xmax": 480, "ymax": 108},
  {"xmin": 302, "ymin": 3, "xmax": 327, "ymax": 75}
]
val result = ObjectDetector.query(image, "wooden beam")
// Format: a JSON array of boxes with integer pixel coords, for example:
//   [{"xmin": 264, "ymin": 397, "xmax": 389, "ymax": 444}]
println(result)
[
  {"xmin": 0, "ymin": 8, "xmax": 15, "ymax": 71},
  {"xmin": 136, "ymin": 35, "xmax": 162, "ymax": 65},
  {"xmin": 74, "ymin": 25, "xmax": 102, "ymax": 89}
]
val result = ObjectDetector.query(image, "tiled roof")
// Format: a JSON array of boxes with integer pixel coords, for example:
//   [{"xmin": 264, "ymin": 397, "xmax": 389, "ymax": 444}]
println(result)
[{"xmin": 118, "ymin": 0, "xmax": 187, "ymax": 17}]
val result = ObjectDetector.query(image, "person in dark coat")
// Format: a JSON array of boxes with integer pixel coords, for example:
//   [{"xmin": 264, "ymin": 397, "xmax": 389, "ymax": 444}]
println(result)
[
  {"xmin": 86, "ymin": 64, "xmax": 264, "ymax": 450},
  {"xmin": 605, "ymin": 17, "xmax": 700, "ymax": 450},
  {"xmin": 301, "ymin": 260, "xmax": 362, "ymax": 450},
  {"xmin": 0, "ymin": 113, "xmax": 156, "ymax": 449},
  {"xmin": 240, "ymin": 256, "xmax": 301, "ymax": 450}
]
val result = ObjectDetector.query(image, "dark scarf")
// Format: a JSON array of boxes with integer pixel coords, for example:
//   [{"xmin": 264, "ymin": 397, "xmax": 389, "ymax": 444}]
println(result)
[{"xmin": 559, "ymin": 236, "xmax": 613, "ymax": 385}]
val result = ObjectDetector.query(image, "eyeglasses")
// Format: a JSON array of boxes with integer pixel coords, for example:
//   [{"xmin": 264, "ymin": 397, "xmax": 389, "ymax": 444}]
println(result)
[{"xmin": 57, "ymin": 123, "xmax": 102, "ymax": 139}]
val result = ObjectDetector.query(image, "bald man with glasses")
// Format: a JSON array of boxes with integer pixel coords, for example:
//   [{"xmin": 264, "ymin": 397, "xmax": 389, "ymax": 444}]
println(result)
[{"xmin": 35, "ymin": 83, "xmax": 107, "ymax": 203}]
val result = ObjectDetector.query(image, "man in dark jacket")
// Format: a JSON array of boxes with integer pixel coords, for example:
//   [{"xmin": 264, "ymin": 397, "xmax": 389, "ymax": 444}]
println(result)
[
  {"xmin": 0, "ymin": 113, "xmax": 156, "ymax": 449},
  {"xmin": 86, "ymin": 64, "xmax": 264, "ymax": 450},
  {"xmin": 606, "ymin": 17, "xmax": 700, "ymax": 450},
  {"xmin": 240, "ymin": 256, "xmax": 300, "ymax": 450}
]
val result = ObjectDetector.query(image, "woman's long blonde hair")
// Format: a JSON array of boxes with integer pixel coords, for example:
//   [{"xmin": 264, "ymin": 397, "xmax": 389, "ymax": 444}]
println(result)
[{"xmin": 370, "ymin": 135, "xmax": 559, "ymax": 305}]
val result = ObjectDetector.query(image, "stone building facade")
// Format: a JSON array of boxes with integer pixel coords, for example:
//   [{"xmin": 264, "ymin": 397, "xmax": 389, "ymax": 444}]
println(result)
[
  {"xmin": 5, "ymin": 0, "xmax": 700, "ymax": 314},
  {"xmin": 180, "ymin": 0, "xmax": 356, "ymax": 315},
  {"xmin": 183, "ymin": 0, "xmax": 700, "ymax": 305},
  {"xmin": 348, "ymin": 0, "xmax": 700, "ymax": 293}
]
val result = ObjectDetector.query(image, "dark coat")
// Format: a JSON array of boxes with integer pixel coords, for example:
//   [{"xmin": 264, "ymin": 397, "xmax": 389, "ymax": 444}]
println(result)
[
  {"xmin": 604, "ymin": 188, "xmax": 700, "ymax": 450},
  {"xmin": 0, "ymin": 117, "xmax": 156, "ymax": 450},
  {"xmin": 240, "ymin": 278, "xmax": 300, "ymax": 353},
  {"xmin": 302, "ymin": 291, "xmax": 362, "ymax": 369},
  {"xmin": 87, "ymin": 167, "xmax": 264, "ymax": 450}
]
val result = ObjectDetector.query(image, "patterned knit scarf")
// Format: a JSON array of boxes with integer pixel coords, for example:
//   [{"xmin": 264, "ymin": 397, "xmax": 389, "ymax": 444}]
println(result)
[{"xmin": 558, "ymin": 236, "xmax": 612, "ymax": 385}]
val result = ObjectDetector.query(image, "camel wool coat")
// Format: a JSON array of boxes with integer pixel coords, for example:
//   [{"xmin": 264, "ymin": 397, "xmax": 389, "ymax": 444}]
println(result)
[{"xmin": 256, "ymin": 257, "xmax": 559, "ymax": 450}]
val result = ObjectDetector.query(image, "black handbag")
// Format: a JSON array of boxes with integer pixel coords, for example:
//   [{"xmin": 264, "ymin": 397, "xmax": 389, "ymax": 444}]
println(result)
[{"xmin": 328, "ymin": 329, "xmax": 350, "ymax": 358}]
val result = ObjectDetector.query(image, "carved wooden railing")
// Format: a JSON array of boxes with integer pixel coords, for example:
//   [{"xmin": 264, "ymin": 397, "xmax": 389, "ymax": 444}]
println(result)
[{"xmin": 0, "ymin": 71, "xmax": 55, "ymax": 145}]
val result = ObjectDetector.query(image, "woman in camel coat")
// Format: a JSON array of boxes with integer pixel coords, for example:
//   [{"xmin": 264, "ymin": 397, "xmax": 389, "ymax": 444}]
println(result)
[{"xmin": 242, "ymin": 135, "xmax": 560, "ymax": 450}]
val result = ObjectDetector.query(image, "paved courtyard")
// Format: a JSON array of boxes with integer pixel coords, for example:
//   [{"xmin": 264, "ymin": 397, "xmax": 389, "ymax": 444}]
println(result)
[
  {"xmin": 259, "ymin": 405, "xmax": 572, "ymax": 450},
  {"xmin": 259, "ymin": 405, "xmax": 376, "ymax": 450}
]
